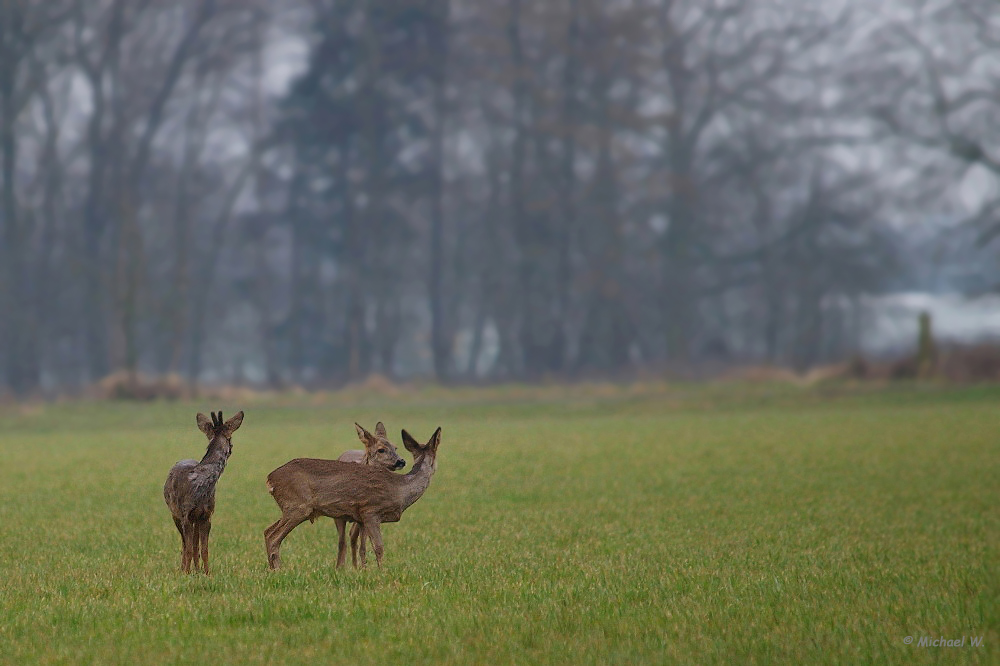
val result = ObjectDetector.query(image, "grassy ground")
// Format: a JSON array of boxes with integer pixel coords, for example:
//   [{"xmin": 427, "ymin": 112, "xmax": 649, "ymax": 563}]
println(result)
[{"xmin": 0, "ymin": 382, "xmax": 996, "ymax": 664}]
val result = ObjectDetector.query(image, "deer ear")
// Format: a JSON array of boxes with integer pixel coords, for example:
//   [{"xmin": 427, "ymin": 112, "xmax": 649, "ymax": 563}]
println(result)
[
  {"xmin": 196, "ymin": 413, "xmax": 214, "ymax": 438},
  {"xmin": 401, "ymin": 429, "xmax": 421, "ymax": 453},
  {"xmin": 355, "ymin": 423, "xmax": 375, "ymax": 448},
  {"xmin": 374, "ymin": 421, "xmax": 387, "ymax": 439},
  {"xmin": 224, "ymin": 410, "xmax": 244, "ymax": 435},
  {"xmin": 427, "ymin": 427, "xmax": 442, "ymax": 451}
]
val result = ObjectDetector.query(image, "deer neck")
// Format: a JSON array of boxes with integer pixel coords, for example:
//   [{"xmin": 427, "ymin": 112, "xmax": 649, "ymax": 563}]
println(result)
[
  {"xmin": 198, "ymin": 436, "xmax": 231, "ymax": 475},
  {"xmin": 399, "ymin": 455, "xmax": 435, "ymax": 511}
]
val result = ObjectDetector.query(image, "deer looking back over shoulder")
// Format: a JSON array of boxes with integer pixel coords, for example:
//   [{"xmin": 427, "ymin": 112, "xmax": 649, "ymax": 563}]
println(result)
[
  {"xmin": 265, "ymin": 427, "xmax": 442, "ymax": 570},
  {"xmin": 338, "ymin": 421, "xmax": 406, "ymax": 471},
  {"xmin": 337, "ymin": 422, "xmax": 406, "ymax": 567},
  {"xmin": 163, "ymin": 410, "xmax": 244, "ymax": 574}
]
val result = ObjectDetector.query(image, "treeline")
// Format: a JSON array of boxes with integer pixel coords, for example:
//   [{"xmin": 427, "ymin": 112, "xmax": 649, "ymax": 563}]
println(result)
[{"xmin": 0, "ymin": 0, "xmax": 996, "ymax": 394}]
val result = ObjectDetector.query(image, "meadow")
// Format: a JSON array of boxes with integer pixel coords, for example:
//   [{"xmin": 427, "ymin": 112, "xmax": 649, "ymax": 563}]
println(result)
[{"xmin": 0, "ymin": 382, "xmax": 996, "ymax": 664}]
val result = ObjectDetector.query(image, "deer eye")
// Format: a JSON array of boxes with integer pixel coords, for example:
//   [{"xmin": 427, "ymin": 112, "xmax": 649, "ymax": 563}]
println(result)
[{"xmin": 378, "ymin": 448, "xmax": 386, "ymax": 454}]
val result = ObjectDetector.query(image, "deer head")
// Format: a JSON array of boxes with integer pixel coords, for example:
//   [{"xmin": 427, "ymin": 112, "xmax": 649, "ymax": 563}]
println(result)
[
  {"xmin": 196, "ymin": 410, "xmax": 244, "ymax": 457},
  {"xmin": 401, "ymin": 427, "xmax": 442, "ymax": 471},
  {"xmin": 355, "ymin": 421, "xmax": 405, "ymax": 470}
]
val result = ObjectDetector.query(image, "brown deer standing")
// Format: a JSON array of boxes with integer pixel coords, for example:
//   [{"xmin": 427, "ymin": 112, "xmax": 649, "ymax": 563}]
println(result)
[
  {"xmin": 338, "ymin": 422, "xmax": 406, "ymax": 567},
  {"xmin": 264, "ymin": 427, "xmax": 442, "ymax": 570},
  {"xmin": 163, "ymin": 410, "xmax": 244, "ymax": 574}
]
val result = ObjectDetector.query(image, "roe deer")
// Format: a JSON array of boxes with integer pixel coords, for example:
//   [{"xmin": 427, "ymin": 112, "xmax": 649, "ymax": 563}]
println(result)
[
  {"xmin": 163, "ymin": 410, "xmax": 244, "ymax": 574},
  {"xmin": 337, "ymin": 422, "xmax": 406, "ymax": 567},
  {"xmin": 264, "ymin": 427, "xmax": 442, "ymax": 570},
  {"xmin": 337, "ymin": 421, "xmax": 406, "ymax": 470}
]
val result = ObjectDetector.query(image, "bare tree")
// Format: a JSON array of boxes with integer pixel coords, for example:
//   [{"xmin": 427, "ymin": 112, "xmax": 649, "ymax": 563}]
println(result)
[
  {"xmin": 0, "ymin": 0, "xmax": 964, "ymax": 394},
  {"xmin": 0, "ymin": 0, "xmax": 73, "ymax": 395},
  {"xmin": 858, "ymin": 0, "xmax": 1000, "ymax": 246}
]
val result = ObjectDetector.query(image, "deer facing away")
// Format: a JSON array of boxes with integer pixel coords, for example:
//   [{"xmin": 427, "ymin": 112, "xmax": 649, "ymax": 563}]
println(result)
[
  {"xmin": 163, "ymin": 410, "xmax": 244, "ymax": 574},
  {"xmin": 338, "ymin": 422, "xmax": 406, "ymax": 567},
  {"xmin": 264, "ymin": 427, "xmax": 441, "ymax": 570}
]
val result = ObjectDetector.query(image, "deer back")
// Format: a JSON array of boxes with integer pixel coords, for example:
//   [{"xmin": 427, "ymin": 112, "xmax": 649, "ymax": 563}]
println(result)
[
  {"xmin": 164, "ymin": 460, "xmax": 198, "ymax": 518},
  {"xmin": 337, "ymin": 450, "xmax": 366, "ymax": 464},
  {"xmin": 267, "ymin": 459, "xmax": 409, "ymax": 523}
]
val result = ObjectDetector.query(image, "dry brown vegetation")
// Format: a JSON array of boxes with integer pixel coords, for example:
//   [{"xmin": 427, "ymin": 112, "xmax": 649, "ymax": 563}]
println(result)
[{"xmin": 65, "ymin": 343, "xmax": 1000, "ymax": 405}]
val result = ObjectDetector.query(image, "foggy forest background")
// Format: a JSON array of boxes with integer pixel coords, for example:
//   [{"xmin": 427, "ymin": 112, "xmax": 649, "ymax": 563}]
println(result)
[{"xmin": 0, "ymin": 0, "xmax": 998, "ymax": 395}]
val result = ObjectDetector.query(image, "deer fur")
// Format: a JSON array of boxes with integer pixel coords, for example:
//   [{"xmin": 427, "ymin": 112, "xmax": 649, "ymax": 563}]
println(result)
[
  {"xmin": 337, "ymin": 422, "xmax": 406, "ymax": 567},
  {"xmin": 338, "ymin": 421, "xmax": 406, "ymax": 469},
  {"xmin": 163, "ymin": 410, "xmax": 244, "ymax": 574},
  {"xmin": 264, "ymin": 427, "xmax": 441, "ymax": 570}
]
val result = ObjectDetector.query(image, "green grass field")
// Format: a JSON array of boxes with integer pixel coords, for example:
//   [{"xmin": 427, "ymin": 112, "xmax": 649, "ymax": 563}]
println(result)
[{"xmin": 0, "ymin": 383, "xmax": 996, "ymax": 664}]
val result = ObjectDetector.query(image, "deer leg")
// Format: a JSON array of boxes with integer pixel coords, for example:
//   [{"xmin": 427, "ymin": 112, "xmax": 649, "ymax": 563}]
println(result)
[
  {"xmin": 173, "ymin": 517, "xmax": 185, "ymax": 570},
  {"xmin": 264, "ymin": 519, "xmax": 280, "ymax": 543},
  {"xmin": 266, "ymin": 511, "xmax": 309, "ymax": 570},
  {"xmin": 181, "ymin": 522, "xmax": 194, "ymax": 573},
  {"xmin": 335, "ymin": 518, "xmax": 348, "ymax": 568},
  {"xmin": 265, "ymin": 518, "xmax": 288, "ymax": 569},
  {"xmin": 200, "ymin": 520, "xmax": 212, "ymax": 575},
  {"xmin": 362, "ymin": 519, "xmax": 384, "ymax": 568},
  {"xmin": 173, "ymin": 517, "xmax": 184, "ymax": 542},
  {"xmin": 264, "ymin": 519, "xmax": 282, "ymax": 567},
  {"xmin": 350, "ymin": 523, "xmax": 362, "ymax": 568},
  {"xmin": 193, "ymin": 522, "xmax": 205, "ymax": 572},
  {"xmin": 180, "ymin": 529, "xmax": 188, "ymax": 573}
]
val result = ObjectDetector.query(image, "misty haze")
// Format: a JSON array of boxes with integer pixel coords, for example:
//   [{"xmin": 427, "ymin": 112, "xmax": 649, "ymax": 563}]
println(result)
[
  {"xmin": 0, "ymin": 3, "xmax": 997, "ymax": 664},
  {"xmin": 0, "ymin": 0, "xmax": 997, "ymax": 394}
]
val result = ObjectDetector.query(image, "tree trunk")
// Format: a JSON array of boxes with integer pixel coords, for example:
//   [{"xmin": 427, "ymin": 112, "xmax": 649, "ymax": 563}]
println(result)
[
  {"xmin": 0, "ymin": 15, "xmax": 39, "ymax": 395},
  {"xmin": 557, "ymin": 0, "xmax": 579, "ymax": 365},
  {"xmin": 429, "ymin": 0, "xmax": 451, "ymax": 382}
]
